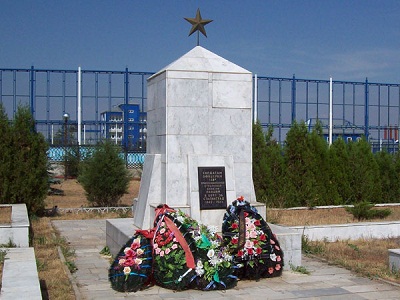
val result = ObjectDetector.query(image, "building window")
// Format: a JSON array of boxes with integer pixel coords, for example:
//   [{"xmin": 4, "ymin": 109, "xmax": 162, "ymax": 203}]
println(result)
[{"xmin": 128, "ymin": 118, "xmax": 134, "ymax": 122}]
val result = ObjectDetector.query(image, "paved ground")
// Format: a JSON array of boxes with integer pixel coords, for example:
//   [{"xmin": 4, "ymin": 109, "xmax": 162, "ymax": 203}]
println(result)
[{"xmin": 52, "ymin": 219, "xmax": 400, "ymax": 300}]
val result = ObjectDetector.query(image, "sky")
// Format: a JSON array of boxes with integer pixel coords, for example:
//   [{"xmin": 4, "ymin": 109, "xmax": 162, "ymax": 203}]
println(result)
[{"xmin": 1, "ymin": 0, "xmax": 400, "ymax": 84}]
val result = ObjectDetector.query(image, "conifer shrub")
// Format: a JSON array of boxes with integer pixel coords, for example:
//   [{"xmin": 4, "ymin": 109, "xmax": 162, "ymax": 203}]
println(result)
[
  {"xmin": 78, "ymin": 141, "xmax": 130, "ymax": 207},
  {"xmin": 0, "ymin": 104, "xmax": 48, "ymax": 215},
  {"xmin": 346, "ymin": 201, "xmax": 392, "ymax": 221}
]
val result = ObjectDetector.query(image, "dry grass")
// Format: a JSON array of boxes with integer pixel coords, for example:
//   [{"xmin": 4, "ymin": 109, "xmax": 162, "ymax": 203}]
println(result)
[
  {"xmin": 0, "ymin": 206, "xmax": 11, "ymax": 225},
  {"xmin": 46, "ymin": 178, "xmax": 140, "ymax": 208},
  {"xmin": 303, "ymin": 237, "xmax": 400, "ymax": 284},
  {"xmin": 31, "ymin": 217, "xmax": 76, "ymax": 299},
  {"xmin": 267, "ymin": 206, "xmax": 400, "ymax": 226}
]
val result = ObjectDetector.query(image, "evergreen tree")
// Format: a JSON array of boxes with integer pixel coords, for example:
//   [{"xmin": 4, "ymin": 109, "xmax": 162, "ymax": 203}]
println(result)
[
  {"xmin": 78, "ymin": 141, "xmax": 130, "ymax": 207},
  {"xmin": 306, "ymin": 121, "xmax": 334, "ymax": 206},
  {"xmin": 283, "ymin": 121, "xmax": 312, "ymax": 207},
  {"xmin": 347, "ymin": 138, "xmax": 381, "ymax": 203},
  {"xmin": 264, "ymin": 126, "xmax": 287, "ymax": 207},
  {"xmin": 329, "ymin": 137, "xmax": 352, "ymax": 204},
  {"xmin": 0, "ymin": 103, "xmax": 12, "ymax": 203},
  {"xmin": 375, "ymin": 150, "xmax": 397, "ymax": 203},
  {"xmin": 252, "ymin": 121, "xmax": 269, "ymax": 203},
  {"xmin": 5, "ymin": 105, "xmax": 49, "ymax": 214}
]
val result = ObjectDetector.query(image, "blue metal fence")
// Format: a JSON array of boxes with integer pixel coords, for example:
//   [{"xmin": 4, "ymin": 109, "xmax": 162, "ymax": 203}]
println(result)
[
  {"xmin": 1, "ymin": 67, "xmax": 399, "ymax": 154},
  {"xmin": 255, "ymin": 75, "xmax": 400, "ymax": 152}
]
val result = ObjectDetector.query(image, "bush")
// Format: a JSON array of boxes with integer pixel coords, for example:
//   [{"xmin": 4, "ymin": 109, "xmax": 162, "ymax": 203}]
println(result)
[
  {"xmin": 346, "ymin": 201, "xmax": 392, "ymax": 221},
  {"xmin": 78, "ymin": 141, "xmax": 130, "ymax": 207},
  {"xmin": 0, "ymin": 104, "xmax": 48, "ymax": 215}
]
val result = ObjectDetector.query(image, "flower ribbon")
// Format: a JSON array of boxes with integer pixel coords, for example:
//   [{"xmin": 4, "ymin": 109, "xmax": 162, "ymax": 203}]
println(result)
[{"xmin": 154, "ymin": 205, "xmax": 196, "ymax": 269}]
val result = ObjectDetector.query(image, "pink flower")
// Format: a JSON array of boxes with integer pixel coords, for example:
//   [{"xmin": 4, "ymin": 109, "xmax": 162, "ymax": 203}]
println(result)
[
  {"xmin": 155, "ymin": 248, "xmax": 161, "ymax": 255},
  {"xmin": 160, "ymin": 250, "xmax": 165, "ymax": 257},
  {"xmin": 268, "ymin": 267, "xmax": 274, "ymax": 274},
  {"xmin": 245, "ymin": 240, "xmax": 254, "ymax": 249},
  {"xmin": 165, "ymin": 248, "xmax": 171, "ymax": 255},
  {"xmin": 118, "ymin": 258, "xmax": 126, "ymax": 265},
  {"xmin": 277, "ymin": 256, "xmax": 281, "ymax": 262},
  {"xmin": 134, "ymin": 258, "xmax": 143, "ymax": 265},
  {"xmin": 249, "ymin": 230, "xmax": 258, "ymax": 239},
  {"xmin": 124, "ymin": 248, "xmax": 135, "ymax": 257},
  {"xmin": 153, "ymin": 243, "xmax": 158, "ymax": 249},
  {"xmin": 160, "ymin": 228, "xmax": 166, "ymax": 234},
  {"xmin": 131, "ymin": 238, "xmax": 141, "ymax": 250},
  {"xmin": 275, "ymin": 264, "xmax": 281, "ymax": 271},
  {"xmin": 275, "ymin": 245, "xmax": 280, "ymax": 251},
  {"xmin": 270, "ymin": 239, "xmax": 275, "ymax": 245},
  {"xmin": 171, "ymin": 244, "xmax": 178, "ymax": 250},
  {"xmin": 247, "ymin": 223, "xmax": 256, "ymax": 231}
]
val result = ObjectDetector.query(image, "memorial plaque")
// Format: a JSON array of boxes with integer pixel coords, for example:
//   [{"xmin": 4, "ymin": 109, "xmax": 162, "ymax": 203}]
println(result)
[{"xmin": 198, "ymin": 166, "xmax": 227, "ymax": 210}]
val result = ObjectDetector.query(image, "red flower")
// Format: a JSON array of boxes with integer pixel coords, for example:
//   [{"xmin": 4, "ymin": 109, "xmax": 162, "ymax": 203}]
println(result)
[
  {"xmin": 253, "ymin": 240, "xmax": 259, "ymax": 245},
  {"xmin": 254, "ymin": 220, "xmax": 261, "ymax": 226},
  {"xmin": 256, "ymin": 247, "xmax": 262, "ymax": 255},
  {"xmin": 244, "ymin": 212, "xmax": 249, "ymax": 217},
  {"xmin": 260, "ymin": 234, "xmax": 266, "ymax": 241},
  {"xmin": 247, "ymin": 248, "xmax": 254, "ymax": 255},
  {"xmin": 231, "ymin": 222, "xmax": 239, "ymax": 229},
  {"xmin": 232, "ymin": 237, "xmax": 238, "ymax": 244},
  {"xmin": 238, "ymin": 250, "xmax": 244, "ymax": 257}
]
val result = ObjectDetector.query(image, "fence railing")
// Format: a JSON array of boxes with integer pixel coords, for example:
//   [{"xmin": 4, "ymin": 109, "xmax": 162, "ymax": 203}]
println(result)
[
  {"xmin": 2, "ymin": 67, "xmax": 400, "ymax": 152},
  {"xmin": 48, "ymin": 145, "xmax": 145, "ymax": 169}
]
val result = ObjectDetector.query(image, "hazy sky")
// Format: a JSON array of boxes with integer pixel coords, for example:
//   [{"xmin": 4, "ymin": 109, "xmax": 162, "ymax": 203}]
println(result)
[{"xmin": 1, "ymin": 0, "xmax": 399, "ymax": 83}]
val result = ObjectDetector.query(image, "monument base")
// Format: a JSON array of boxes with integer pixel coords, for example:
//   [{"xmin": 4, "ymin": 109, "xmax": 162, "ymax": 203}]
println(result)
[{"xmin": 106, "ymin": 217, "xmax": 302, "ymax": 269}]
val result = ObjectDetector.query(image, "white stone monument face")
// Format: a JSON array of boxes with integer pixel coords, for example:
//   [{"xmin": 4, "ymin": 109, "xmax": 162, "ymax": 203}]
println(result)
[{"xmin": 133, "ymin": 46, "xmax": 264, "ymax": 230}]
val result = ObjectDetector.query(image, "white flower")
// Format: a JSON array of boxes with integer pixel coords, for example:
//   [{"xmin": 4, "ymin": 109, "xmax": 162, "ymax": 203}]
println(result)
[
  {"xmin": 177, "ymin": 216, "xmax": 185, "ymax": 223},
  {"xmin": 136, "ymin": 248, "xmax": 144, "ymax": 255},
  {"xmin": 207, "ymin": 225, "xmax": 219, "ymax": 235},
  {"xmin": 209, "ymin": 256, "xmax": 220, "ymax": 266},
  {"xmin": 270, "ymin": 253, "xmax": 277, "ymax": 261},
  {"xmin": 207, "ymin": 249, "xmax": 215, "ymax": 259},
  {"xmin": 223, "ymin": 253, "xmax": 233, "ymax": 262},
  {"xmin": 123, "ymin": 266, "xmax": 131, "ymax": 275},
  {"xmin": 196, "ymin": 267, "xmax": 205, "ymax": 276},
  {"xmin": 211, "ymin": 240, "xmax": 220, "ymax": 247},
  {"xmin": 195, "ymin": 260, "xmax": 204, "ymax": 276},
  {"xmin": 197, "ymin": 260, "xmax": 203, "ymax": 268}
]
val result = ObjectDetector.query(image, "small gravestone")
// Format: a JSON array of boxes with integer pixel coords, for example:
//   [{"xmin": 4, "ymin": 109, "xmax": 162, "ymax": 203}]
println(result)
[{"xmin": 133, "ymin": 46, "xmax": 265, "ymax": 230}]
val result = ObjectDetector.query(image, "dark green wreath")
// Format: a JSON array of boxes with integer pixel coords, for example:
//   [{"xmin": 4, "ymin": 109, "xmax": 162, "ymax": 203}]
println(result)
[
  {"xmin": 222, "ymin": 196, "xmax": 284, "ymax": 280},
  {"xmin": 152, "ymin": 206, "xmax": 197, "ymax": 290},
  {"xmin": 109, "ymin": 232, "xmax": 153, "ymax": 293}
]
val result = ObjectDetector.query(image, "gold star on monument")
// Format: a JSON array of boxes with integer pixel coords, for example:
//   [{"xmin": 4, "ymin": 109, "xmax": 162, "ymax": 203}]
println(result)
[{"xmin": 184, "ymin": 8, "xmax": 213, "ymax": 45}]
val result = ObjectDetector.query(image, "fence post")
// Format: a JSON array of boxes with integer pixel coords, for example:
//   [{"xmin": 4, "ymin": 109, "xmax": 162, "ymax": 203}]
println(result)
[
  {"xmin": 365, "ymin": 77, "xmax": 369, "ymax": 139},
  {"xmin": 30, "ymin": 66, "xmax": 35, "ymax": 119},
  {"xmin": 291, "ymin": 74, "xmax": 296, "ymax": 122}
]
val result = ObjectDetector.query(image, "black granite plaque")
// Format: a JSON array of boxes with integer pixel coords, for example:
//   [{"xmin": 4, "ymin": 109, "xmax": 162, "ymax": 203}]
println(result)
[{"xmin": 198, "ymin": 166, "xmax": 227, "ymax": 210}]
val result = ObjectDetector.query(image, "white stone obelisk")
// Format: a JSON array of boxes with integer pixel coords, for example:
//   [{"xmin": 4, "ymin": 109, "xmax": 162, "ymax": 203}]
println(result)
[{"xmin": 133, "ymin": 46, "xmax": 264, "ymax": 230}]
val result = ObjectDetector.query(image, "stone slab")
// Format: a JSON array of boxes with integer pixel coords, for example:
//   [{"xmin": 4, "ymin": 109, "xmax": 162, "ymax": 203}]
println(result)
[
  {"xmin": 0, "ymin": 247, "xmax": 42, "ymax": 300},
  {"xmin": 0, "ymin": 204, "xmax": 29, "ymax": 247},
  {"xmin": 388, "ymin": 248, "xmax": 400, "ymax": 272},
  {"xmin": 289, "ymin": 221, "xmax": 400, "ymax": 242}
]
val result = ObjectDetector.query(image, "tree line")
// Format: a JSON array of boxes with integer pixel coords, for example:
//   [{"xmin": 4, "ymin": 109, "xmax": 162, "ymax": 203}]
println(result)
[{"xmin": 252, "ymin": 120, "xmax": 400, "ymax": 208}]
